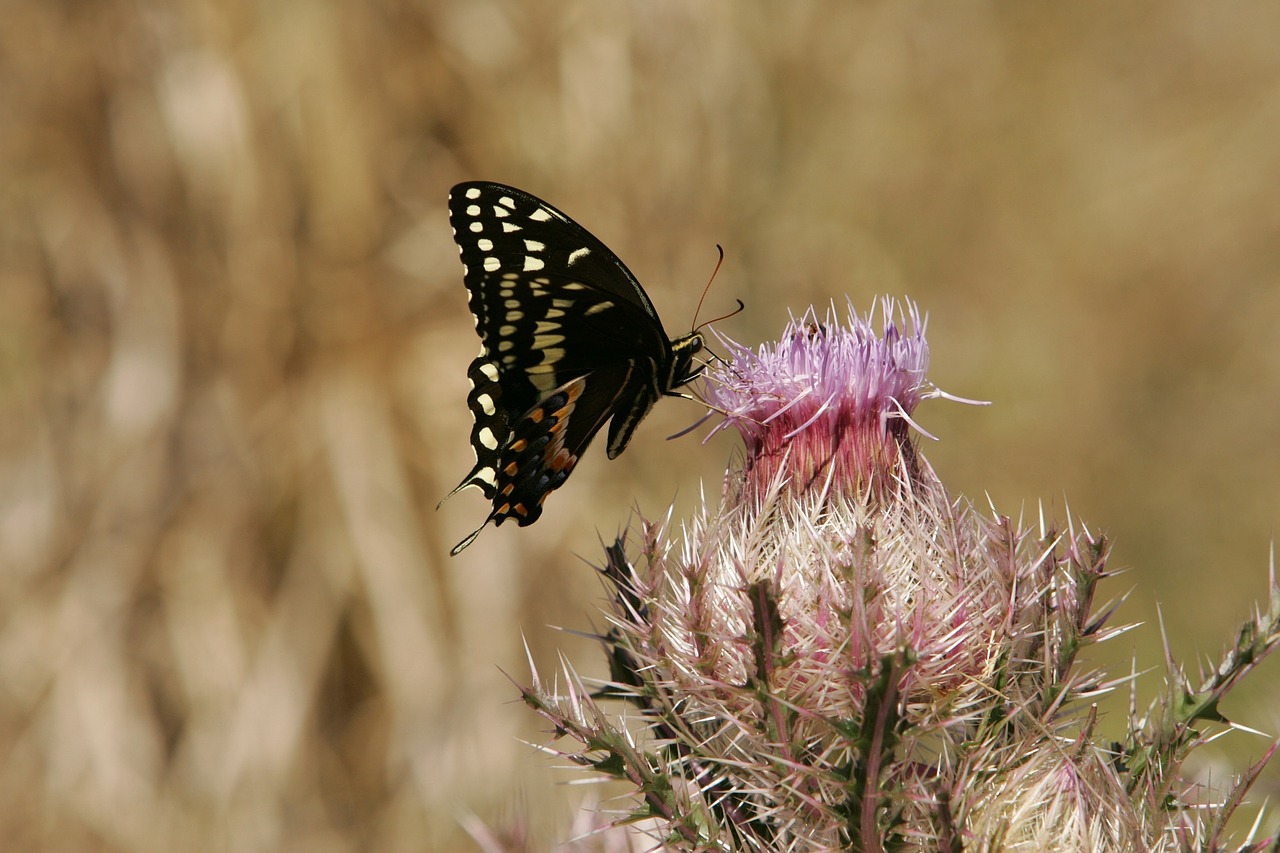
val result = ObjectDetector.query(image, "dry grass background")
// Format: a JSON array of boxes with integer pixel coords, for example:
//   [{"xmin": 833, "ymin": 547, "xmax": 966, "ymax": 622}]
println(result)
[{"xmin": 3, "ymin": 1, "xmax": 1280, "ymax": 850}]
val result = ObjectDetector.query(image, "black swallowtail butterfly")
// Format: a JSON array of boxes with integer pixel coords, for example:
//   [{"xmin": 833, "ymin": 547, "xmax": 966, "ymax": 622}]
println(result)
[{"xmin": 443, "ymin": 182, "xmax": 705, "ymax": 555}]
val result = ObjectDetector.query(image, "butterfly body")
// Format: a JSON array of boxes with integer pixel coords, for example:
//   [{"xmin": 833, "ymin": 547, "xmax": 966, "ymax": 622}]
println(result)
[{"xmin": 445, "ymin": 182, "xmax": 703, "ymax": 555}]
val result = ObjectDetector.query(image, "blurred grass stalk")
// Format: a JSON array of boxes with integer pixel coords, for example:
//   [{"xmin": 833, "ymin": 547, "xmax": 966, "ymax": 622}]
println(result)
[{"xmin": 523, "ymin": 304, "xmax": 1280, "ymax": 852}]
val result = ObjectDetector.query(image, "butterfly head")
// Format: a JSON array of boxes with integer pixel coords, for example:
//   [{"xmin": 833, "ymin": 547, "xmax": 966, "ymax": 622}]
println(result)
[{"xmin": 669, "ymin": 331, "xmax": 705, "ymax": 389}]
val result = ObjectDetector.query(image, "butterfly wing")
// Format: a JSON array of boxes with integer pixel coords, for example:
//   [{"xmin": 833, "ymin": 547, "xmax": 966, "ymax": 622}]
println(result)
[
  {"xmin": 451, "ymin": 181, "xmax": 665, "ymax": 319},
  {"xmin": 445, "ymin": 182, "xmax": 691, "ymax": 554}
]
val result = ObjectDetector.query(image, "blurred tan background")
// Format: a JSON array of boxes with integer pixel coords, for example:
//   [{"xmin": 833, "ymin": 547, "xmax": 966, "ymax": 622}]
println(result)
[{"xmin": 3, "ymin": 1, "xmax": 1279, "ymax": 849}]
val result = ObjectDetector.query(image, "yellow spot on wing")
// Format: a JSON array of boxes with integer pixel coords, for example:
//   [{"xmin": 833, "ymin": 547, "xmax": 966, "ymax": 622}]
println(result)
[{"xmin": 534, "ymin": 334, "xmax": 565, "ymax": 349}]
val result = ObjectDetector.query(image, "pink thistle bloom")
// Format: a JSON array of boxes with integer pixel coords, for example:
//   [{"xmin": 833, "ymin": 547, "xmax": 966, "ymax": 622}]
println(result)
[
  {"xmin": 703, "ymin": 300, "xmax": 933, "ymax": 505},
  {"xmin": 657, "ymin": 300, "xmax": 1000, "ymax": 729}
]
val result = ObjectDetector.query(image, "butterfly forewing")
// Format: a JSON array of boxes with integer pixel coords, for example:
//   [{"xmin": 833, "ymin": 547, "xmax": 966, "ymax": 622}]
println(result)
[
  {"xmin": 444, "ymin": 182, "xmax": 703, "ymax": 555},
  {"xmin": 451, "ymin": 182, "xmax": 664, "ymax": 318}
]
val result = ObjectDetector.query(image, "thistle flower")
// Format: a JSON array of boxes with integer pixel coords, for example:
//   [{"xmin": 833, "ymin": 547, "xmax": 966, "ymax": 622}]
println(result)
[{"xmin": 520, "ymin": 301, "xmax": 1280, "ymax": 852}]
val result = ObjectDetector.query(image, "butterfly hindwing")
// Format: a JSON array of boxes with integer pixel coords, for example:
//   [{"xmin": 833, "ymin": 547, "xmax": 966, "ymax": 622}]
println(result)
[
  {"xmin": 444, "ymin": 182, "xmax": 704, "ymax": 555},
  {"xmin": 448, "ymin": 355, "xmax": 507, "ymax": 501}
]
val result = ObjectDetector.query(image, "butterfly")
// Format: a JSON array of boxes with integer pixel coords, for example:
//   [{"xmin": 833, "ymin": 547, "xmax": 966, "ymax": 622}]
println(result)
[{"xmin": 443, "ymin": 182, "xmax": 705, "ymax": 555}]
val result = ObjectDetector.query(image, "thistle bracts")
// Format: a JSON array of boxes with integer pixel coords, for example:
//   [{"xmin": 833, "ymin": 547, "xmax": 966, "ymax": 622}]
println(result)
[{"xmin": 521, "ymin": 301, "xmax": 1280, "ymax": 852}]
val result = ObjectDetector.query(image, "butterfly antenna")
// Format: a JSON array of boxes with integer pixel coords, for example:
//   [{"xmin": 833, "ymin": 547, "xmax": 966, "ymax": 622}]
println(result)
[
  {"xmin": 695, "ymin": 298, "xmax": 745, "ymax": 335},
  {"xmin": 692, "ymin": 246, "xmax": 747, "ymax": 334},
  {"xmin": 691, "ymin": 299, "xmax": 744, "ymax": 372},
  {"xmin": 691, "ymin": 246, "xmax": 747, "ymax": 334},
  {"xmin": 690, "ymin": 245, "xmax": 725, "ymax": 330},
  {"xmin": 684, "ymin": 244, "xmax": 743, "ymax": 369}
]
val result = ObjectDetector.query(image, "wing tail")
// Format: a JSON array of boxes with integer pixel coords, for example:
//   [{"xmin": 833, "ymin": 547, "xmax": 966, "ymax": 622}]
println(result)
[{"xmin": 449, "ymin": 518, "xmax": 490, "ymax": 556}]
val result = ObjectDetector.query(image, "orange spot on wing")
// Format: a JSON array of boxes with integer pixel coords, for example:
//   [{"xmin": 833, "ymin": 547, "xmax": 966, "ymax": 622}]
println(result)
[{"xmin": 549, "ymin": 449, "xmax": 577, "ymax": 472}]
